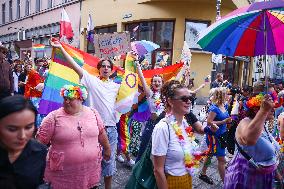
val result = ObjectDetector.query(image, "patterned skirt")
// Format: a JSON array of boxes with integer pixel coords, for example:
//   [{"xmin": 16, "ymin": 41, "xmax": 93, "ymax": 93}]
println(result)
[
  {"xmin": 224, "ymin": 152, "xmax": 276, "ymax": 189},
  {"xmin": 166, "ymin": 174, "xmax": 192, "ymax": 189},
  {"xmin": 128, "ymin": 119, "xmax": 142, "ymax": 157}
]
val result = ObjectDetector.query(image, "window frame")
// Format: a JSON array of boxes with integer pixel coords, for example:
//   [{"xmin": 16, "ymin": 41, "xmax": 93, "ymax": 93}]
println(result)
[
  {"xmin": 9, "ymin": 0, "xmax": 12, "ymax": 21},
  {"xmin": 16, "ymin": 0, "xmax": 20, "ymax": 19},
  {"xmin": 87, "ymin": 25, "xmax": 118, "ymax": 54},
  {"xmin": 48, "ymin": 0, "xmax": 53, "ymax": 8},
  {"xmin": 2, "ymin": 3, "xmax": 6, "ymax": 24},
  {"xmin": 25, "ymin": 0, "xmax": 30, "ymax": 16},
  {"xmin": 35, "ymin": 0, "xmax": 41, "ymax": 13},
  {"xmin": 125, "ymin": 20, "xmax": 175, "ymax": 68},
  {"xmin": 184, "ymin": 19, "xmax": 210, "ymax": 50}
]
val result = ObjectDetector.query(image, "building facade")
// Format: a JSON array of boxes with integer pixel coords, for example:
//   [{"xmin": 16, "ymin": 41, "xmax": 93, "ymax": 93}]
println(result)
[
  {"xmin": 0, "ymin": 0, "xmax": 82, "ymax": 60},
  {"xmin": 80, "ymin": 0, "xmax": 251, "ymax": 99}
]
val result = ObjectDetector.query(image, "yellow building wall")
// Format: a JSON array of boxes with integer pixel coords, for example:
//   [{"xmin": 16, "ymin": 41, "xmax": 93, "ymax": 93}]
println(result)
[{"xmin": 80, "ymin": 0, "xmax": 243, "ymax": 97}]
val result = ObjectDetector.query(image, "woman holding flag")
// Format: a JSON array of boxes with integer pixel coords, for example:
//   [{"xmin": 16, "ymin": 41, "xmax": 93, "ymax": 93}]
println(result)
[{"xmin": 135, "ymin": 60, "xmax": 165, "ymax": 162}]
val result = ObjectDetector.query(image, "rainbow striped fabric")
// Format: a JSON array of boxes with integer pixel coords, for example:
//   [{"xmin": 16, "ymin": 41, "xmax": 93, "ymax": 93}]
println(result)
[
  {"xmin": 38, "ymin": 42, "xmax": 124, "ymax": 115},
  {"xmin": 115, "ymin": 53, "xmax": 139, "ymax": 114},
  {"xmin": 33, "ymin": 44, "xmax": 45, "ymax": 52},
  {"xmin": 117, "ymin": 114, "xmax": 131, "ymax": 153}
]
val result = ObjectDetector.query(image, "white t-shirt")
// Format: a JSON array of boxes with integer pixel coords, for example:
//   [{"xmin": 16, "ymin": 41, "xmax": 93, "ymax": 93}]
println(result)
[
  {"xmin": 151, "ymin": 118, "xmax": 194, "ymax": 176},
  {"xmin": 81, "ymin": 70, "xmax": 120, "ymax": 126},
  {"xmin": 13, "ymin": 72, "xmax": 20, "ymax": 92}
]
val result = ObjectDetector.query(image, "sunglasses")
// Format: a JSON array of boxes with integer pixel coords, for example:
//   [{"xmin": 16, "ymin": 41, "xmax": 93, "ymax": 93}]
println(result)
[{"xmin": 173, "ymin": 95, "xmax": 194, "ymax": 103}]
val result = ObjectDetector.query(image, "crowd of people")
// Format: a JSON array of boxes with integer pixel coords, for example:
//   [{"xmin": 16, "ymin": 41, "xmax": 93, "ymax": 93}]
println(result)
[{"xmin": 0, "ymin": 40, "xmax": 284, "ymax": 189}]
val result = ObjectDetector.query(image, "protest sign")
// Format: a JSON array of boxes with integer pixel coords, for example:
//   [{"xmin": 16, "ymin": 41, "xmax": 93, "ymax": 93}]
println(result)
[{"xmin": 94, "ymin": 32, "xmax": 130, "ymax": 59}]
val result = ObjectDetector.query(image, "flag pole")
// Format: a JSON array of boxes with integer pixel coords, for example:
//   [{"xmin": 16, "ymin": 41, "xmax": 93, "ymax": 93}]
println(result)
[{"xmin": 263, "ymin": 5, "xmax": 268, "ymax": 92}]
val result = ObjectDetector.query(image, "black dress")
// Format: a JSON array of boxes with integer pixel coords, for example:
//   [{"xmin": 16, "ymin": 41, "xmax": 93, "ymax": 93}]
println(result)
[{"xmin": 0, "ymin": 139, "xmax": 48, "ymax": 189}]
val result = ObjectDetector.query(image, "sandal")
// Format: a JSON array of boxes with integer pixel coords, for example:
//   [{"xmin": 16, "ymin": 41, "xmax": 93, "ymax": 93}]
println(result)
[{"xmin": 199, "ymin": 174, "xmax": 214, "ymax": 185}]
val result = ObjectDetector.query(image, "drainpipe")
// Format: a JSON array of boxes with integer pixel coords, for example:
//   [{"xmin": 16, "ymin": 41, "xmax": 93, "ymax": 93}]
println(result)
[{"xmin": 78, "ymin": 0, "xmax": 82, "ymax": 49}]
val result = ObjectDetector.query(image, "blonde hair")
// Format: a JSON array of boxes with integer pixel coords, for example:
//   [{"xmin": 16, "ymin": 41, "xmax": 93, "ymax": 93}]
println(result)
[{"xmin": 211, "ymin": 87, "xmax": 227, "ymax": 105}]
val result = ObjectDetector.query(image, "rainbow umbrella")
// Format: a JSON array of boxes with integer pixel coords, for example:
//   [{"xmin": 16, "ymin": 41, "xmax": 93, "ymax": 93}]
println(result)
[
  {"xmin": 197, "ymin": 0, "xmax": 284, "ymax": 89},
  {"xmin": 198, "ymin": 0, "xmax": 284, "ymax": 57},
  {"xmin": 131, "ymin": 40, "xmax": 160, "ymax": 56}
]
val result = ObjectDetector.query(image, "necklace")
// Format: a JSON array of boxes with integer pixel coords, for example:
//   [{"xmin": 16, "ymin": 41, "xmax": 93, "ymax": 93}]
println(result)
[
  {"xmin": 274, "ymin": 121, "xmax": 284, "ymax": 153},
  {"xmin": 167, "ymin": 114, "xmax": 208, "ymax": 176},
  {"xmin": 152, "ymin": 92, "xmax": 164, "ymax": 116},
  {"xmin": 99, "ymin": 76, "xmax": 109, "ymax": 82}
]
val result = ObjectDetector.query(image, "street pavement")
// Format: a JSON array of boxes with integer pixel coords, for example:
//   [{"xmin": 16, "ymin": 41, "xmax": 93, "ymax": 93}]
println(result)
[{"xmin": 99, "ymin": 105, "xmax": 224, "ymax": 189}]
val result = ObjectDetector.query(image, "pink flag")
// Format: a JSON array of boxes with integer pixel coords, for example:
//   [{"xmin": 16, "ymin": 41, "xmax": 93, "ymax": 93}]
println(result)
[{"xmin": 60, "ymin": 8, "xmax": 74, "ymax": 40}]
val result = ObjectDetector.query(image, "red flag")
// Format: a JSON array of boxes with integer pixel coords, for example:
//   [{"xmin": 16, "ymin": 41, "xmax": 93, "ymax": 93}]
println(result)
[{"xmin": 60, "ymin": 8, "xmax": 74, "ymax": 40}]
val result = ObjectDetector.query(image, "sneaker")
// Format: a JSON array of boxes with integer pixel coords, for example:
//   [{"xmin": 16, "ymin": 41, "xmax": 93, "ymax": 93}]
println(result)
[
  {"xmin": 199, "ymin": 174, "xmax": 214, "ymax": 185},
  {"xmin": 126, "ymin": 159, "xmax": 135, "ymax": 167},
  {"xmin": 116, "ymin": 155, "xmax": 125, "ymax": 163}
]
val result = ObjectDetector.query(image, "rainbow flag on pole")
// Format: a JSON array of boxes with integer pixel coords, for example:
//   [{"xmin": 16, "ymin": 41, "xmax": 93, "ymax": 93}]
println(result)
[
  {"xmin": 33, "ymin": 44, "xmax": 45, "ymax": 52},
  {"xmin": 115, "ymin": 53, "xmax": 139, "ymax": 114},
  {"xmin": 38, "ymin": 42, "xmax": 123, "ymax": 115}
]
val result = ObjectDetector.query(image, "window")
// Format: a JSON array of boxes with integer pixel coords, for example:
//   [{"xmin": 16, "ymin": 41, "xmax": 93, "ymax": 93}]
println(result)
[
  {"xmin": 16, "ymin": 0, "xmax": 20, "ymax": 19},
  {"xmin": 185, "ymin": 20, "xmax": 209, "ymax": 49},
  {"xmin": 2, "ymin": 3, "xmax": 5, "ymax": 24},
  {"xmin": 9, "ymin": 0, "xmax": 12, "ymax": 21},
  {"xmin": 35, "ymin": 0, "xmax": 41, "ymax": 12},
  {"xmin": 25, "ymin": 0, "xmax": 30, "ymax": 16},
  {"xmin": 125, "ymin": 21, "xmax": 174, "ymax": 69},
  {"xmin": 48, "ymin": 0, "xmax": 53, "ymax": 8},
  {"xmin": 87, "ymin": 25, "xmax": 117, "ymax": 53},
  {"xmin": 95, "ymin": 25, "xmax": 117, "ymax": 34}
]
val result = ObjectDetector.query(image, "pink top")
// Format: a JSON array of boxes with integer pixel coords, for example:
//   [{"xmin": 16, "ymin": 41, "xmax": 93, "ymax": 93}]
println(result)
[{"xmin": 37, "ymin": 107, "xmax": 104, "ymax": 189}]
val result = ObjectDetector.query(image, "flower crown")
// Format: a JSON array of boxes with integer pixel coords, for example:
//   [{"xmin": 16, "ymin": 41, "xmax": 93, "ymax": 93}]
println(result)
[
  {"xmin": 246, "ymin": 93, "xmax": 264, "ymax": 109},
  {"xmin": 60, "ymin": 85, "xmax": 88, "ymax": 100}
]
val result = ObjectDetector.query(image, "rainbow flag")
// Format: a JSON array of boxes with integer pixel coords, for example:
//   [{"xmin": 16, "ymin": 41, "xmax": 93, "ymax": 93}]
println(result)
[
  {"xmin": 33, "ymin": 44, "xmax": 45, "ymax": 52},
  {"xmin": 115, "ymin": 53, "xmax": 139, "ymax": 114},
  {"xmin": 132, "ymin": 63, "xmax": 184, "ymax": 121},
  {"xmin": 117, "ymin": 114, "xmax": 131, "ymax": 153},
  {"xmin": 38, "ymin": 42, "xmax": 123, "ymax": 115}
]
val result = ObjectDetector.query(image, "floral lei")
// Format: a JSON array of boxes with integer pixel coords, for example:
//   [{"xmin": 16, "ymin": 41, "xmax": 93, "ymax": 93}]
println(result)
[
  {"xmin": 152, "ymin": 91, "xmax": 164, "ymax": 115},
  {"xmin": 167, "ymin": 114, "xmax": 208, "ymax": 176}
]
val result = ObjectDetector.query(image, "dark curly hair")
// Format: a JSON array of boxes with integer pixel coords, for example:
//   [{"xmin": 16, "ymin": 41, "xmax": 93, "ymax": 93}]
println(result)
[{"xmin": 161, "ymin": 80, "xmax": 185, "ymax": 110}]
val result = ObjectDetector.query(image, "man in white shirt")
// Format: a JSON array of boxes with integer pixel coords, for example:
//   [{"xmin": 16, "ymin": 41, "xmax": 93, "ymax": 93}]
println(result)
[
  {"xmin": 50, "ymin": 40, "xmax": 119, "ymax": 189},
  {"xmin": 13, "ymin": 64, "xmax": 22, "ymax": 94}
]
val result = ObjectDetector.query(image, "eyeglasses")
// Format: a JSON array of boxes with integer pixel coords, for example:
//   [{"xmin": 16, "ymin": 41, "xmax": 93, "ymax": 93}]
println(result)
[{"xmin": 173, "ymin": 95, "xmax": 194, "ymax": 103}]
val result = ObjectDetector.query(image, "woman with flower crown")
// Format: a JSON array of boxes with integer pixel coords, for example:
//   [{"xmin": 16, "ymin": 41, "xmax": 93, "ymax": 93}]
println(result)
[
  {"xmin": 224, "ymin": 82, "xmax": 280, "ymax": 189},
  {"xmin": 135, "ymin": 60, "xmax": 165, "ymax": 162},
  {"xmin": 152, "ymin": 80, "xmax": 218, "ymax": 189},
  {"xmin": 36, "ymin": 85, "xmax": 111, "ymax": 189}
]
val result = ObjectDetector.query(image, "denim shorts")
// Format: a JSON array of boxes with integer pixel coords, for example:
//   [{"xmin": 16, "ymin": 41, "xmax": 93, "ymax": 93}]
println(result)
[{"xmin": 101, "ymin": 126, "xmax": 118, "ymax": 177}]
